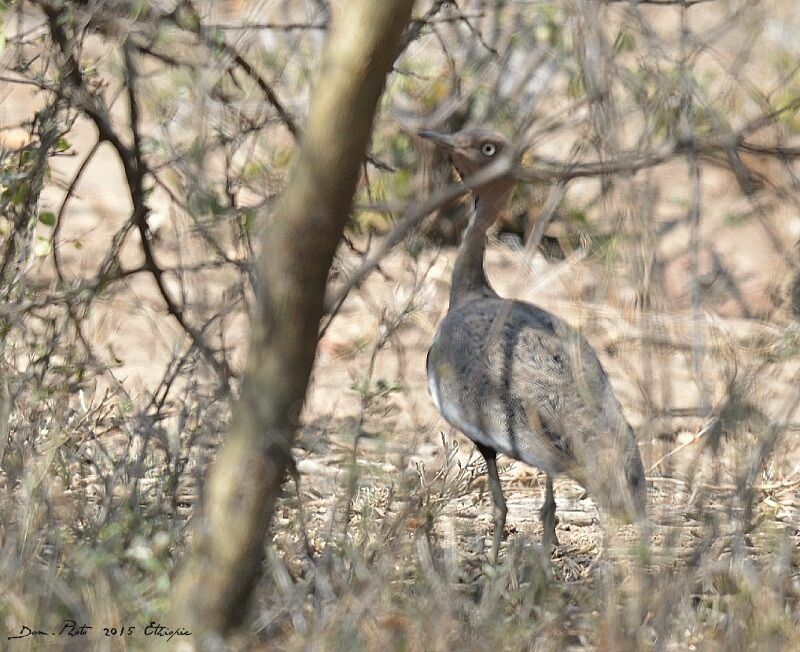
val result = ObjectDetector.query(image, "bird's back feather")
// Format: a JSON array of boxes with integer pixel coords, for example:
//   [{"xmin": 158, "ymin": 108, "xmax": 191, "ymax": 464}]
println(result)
[{"xmin": 427, "ymin": 296, "xmax": 634, "ymax": 482}]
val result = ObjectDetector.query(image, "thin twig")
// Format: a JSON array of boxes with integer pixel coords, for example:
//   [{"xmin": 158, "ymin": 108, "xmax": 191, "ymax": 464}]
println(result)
[{"xmin": 320, "ymin": 153, "xmax": 514, "ymax": 331}]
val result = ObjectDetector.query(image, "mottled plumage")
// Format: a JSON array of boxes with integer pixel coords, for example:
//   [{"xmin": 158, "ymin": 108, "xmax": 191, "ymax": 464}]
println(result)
[{"xmin": 420, "ymin": 128, "xmax": 646, "ymax": 560}]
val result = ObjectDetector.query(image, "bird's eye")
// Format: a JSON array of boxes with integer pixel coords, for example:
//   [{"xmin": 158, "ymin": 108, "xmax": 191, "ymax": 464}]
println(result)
[{"xmin": 481, "ymin": 142, "xmax": 497, "ymax": 157}]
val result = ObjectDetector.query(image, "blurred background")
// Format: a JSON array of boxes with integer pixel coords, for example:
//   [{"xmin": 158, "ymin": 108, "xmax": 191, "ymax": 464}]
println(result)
[{"xmin": 1, "ymin": 0, "xmax": 800, "ymax": 649}]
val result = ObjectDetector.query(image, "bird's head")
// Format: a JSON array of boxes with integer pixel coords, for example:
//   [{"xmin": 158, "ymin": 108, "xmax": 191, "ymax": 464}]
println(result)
[
  {"xmin": 579, "ymin": 430, "xmax": 648, "ymax": 526},
  {"xmin": 418, "ymin": 128, "xmax": 516, "ymax": 196}
]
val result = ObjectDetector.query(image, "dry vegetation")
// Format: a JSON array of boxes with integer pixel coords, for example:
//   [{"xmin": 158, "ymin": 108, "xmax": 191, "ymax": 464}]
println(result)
[{"xmin": 1, "ymin": 0, "xmax": 800, "ymax": 649}]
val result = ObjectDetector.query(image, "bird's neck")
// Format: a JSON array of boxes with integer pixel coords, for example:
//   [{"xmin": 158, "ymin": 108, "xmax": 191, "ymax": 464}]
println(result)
[{"xmin": 449, "ymin": 188, "xmax": 512, "ymax": 306}]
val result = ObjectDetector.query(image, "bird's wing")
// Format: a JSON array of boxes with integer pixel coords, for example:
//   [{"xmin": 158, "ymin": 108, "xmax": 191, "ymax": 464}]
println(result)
[{"xmin": 444, "ymin": 299, "xmax": 615, "ymax": 473}]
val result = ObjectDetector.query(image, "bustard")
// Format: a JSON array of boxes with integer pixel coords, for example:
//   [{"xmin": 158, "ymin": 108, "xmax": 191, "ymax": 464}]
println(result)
[{"xmin": 420, "ymin": 128, "xmax": 646, "ymax": 560}]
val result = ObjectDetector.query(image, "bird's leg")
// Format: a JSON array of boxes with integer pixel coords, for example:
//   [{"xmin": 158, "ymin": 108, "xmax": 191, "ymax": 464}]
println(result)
[
  {"xmin": 540, "ymin": 473, "xmax": 559, "ymax": 548},
  {"xmin": 477, "ymin": 444, "xmax": 507, "ymax": 563}
]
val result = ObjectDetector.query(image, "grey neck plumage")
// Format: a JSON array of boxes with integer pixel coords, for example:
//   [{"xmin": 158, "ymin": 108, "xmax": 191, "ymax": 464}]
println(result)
[{"xmin": 449, "ymin": 188, "xmax": 512, "ymax": 306}]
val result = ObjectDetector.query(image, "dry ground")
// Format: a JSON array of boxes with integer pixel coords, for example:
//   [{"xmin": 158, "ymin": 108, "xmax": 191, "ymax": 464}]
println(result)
[
  {"xmin": 3, "ymin": 1, "xmax": 800, "ymax": 649},
  {"xmin": 10, "ymin": 104, "xmax": 800, "ymax": 646}
]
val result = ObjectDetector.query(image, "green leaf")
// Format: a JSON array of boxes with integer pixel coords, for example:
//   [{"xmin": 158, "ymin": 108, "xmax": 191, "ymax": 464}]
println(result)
[
  {"xmin": 38, "ymin": 211, "xmax": 56, "ymax": 226},
  {"xmin": 614, "ymin": 31, "xmax": 635, "ymax": 53},
  {"xmin": 34, "ymin": 235, "xmax": 51, "ymax": 257},
  {"xmin": 12, "ymin": 182, "xmax": 27, "ymax": 205}
]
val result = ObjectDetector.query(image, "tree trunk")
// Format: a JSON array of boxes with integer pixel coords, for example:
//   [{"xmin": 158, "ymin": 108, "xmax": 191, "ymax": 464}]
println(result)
[{"xmin": 172, "ymin": 0, "xmax": 416, "ymax": 639}]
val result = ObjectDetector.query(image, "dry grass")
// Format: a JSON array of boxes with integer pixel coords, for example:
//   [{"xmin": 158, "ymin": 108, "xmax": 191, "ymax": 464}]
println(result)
[
  {"xmin": 255, "ymin": 241, "xmax": 800, "ymax": 651},
  {"xmin": 1, "ymin": 0, "xmax": 800, "ymax": 649}
]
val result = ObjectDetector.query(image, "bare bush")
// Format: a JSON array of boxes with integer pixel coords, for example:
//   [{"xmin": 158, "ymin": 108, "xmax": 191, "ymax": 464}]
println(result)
[{"xmin": 1, "ymin": 0, "xmax": 799, "ymax": 649}]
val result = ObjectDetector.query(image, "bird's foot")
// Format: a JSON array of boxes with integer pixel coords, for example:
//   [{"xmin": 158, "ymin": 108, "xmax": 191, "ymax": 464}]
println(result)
[
  {"xmin": 488, "ymin": 531, "xmax": 504, "ymax": 565},
  {"xmin": 540, "ymin": 510, "xmax": 559, "ymax": 549},
  {"xmin": 544, "ymin": 531, "xmax": 560, "ymax": 549}
]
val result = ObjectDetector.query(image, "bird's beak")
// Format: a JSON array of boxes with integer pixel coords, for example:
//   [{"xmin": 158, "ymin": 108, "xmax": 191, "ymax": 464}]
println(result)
[{"xmin": 417, "ymin": 130, "xmax": 457, "ymax": 150}]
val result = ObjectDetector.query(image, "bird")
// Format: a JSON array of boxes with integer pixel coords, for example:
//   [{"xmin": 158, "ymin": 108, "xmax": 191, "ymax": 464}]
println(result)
[{"xmin": 419, "ymin": 128, "xmax": 647, "ymax": 561}]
